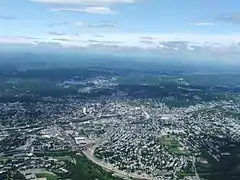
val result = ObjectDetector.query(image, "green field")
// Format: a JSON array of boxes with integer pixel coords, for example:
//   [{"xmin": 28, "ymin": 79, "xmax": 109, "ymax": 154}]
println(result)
[
  {"xmin": 35, "ymin": 150, "xmax": 75, "ymax": 157},
  {"xmin": 0, "ymin": 156, "xmax": 12, "ymax": 161},
  {"xmin": 176, "ymin": 172, "xmax": 195, "ymax": 179},
  {"xmin": 36, "ymin": 172, "xmax": 58, "ymax": 180},
  {"xmin": 52, "ymin": 156, "xmax": 73, "ymax": 162},
  {"xmin": 159, "ymin": 135, "xmax": 191, "ymax": 155},
  {"xmin": 64, "ymin": 154, "xmax": 123, "ymax": 180},
  {"xmin": 36, "ymin": 152, "xmax": 122, "ymax": 180}
]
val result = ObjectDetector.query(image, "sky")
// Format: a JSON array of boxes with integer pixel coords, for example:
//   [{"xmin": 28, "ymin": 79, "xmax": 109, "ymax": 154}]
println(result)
[{"xmin": 1, "ymin": 0, "xmax": 240, "ymax": 60}]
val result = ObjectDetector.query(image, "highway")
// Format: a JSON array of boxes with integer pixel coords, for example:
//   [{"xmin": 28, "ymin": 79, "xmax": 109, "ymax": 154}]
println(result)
[
  {"xmin": 193, "ymin": 156, "xmax": 201, "ymax": 180},
  {"xmin": 82, "ymin": 108, "xmax": 154, "ymax": 180},
  {"xmin": 83, "ymin": 144, "xmax": 152, "ymax": 180}
]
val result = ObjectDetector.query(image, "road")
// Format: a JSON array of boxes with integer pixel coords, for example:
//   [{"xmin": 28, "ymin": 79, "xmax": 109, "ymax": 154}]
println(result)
[
  {"xmin": 193, "ymin": 156, "xmax": 201, "ymax": 180},
  {"xmin": 82, "ymin": 109, "xmax": 153, "ymax": 180},
  {"xmin": 83, "ymin": 142, "xmax": 152, "ymax": 180}
]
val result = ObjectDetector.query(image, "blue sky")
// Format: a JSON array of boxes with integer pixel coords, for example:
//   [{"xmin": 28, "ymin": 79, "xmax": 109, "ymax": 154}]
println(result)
[
  {"xmin": 2, "ymin": 0, "xmax": 240, "ymax": 35},
  {"xmin": 1, "ymin": 0, "xmax": 240, "ymax": 60}
]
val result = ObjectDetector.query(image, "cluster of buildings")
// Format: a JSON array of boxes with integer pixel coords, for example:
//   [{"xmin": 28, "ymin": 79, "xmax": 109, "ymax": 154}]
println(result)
[
  {"xmin": 0, "ymin": 153, "xmax": 70, "ymax": 180},
  {"xmin": 91, "ymin": 100, "xmax": 240, "ymax": 179},
  {"xmin": 0, "ymin": 91, "xmax": 240, "ymax": 179}
]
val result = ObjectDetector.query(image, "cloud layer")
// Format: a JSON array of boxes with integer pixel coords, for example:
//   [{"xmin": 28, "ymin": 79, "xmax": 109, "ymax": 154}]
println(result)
[
  {"xmin": 51, "ymin": 6, "xmax": 116, "ymax": 14},
  {"xmin": 190, "ymin": 22, "xmax": 215, "ymax": 26},
  {"xmin": 220, "ymin": 14, "xmax": 240, "ymax": 24},
  {"xmin": 2, "ymin": 33, "xmax": 240, "ymax": 49},
  {"xmin": 2, "ymin": 33, "xmax": 240, "ymax": 61},
  {"xmin": 0, "ymin": 16, "xmax": 17, "ymax": 20},
  {"xmin": 48, "ymin": 31, "xmax": 66, "ymax": 36}
]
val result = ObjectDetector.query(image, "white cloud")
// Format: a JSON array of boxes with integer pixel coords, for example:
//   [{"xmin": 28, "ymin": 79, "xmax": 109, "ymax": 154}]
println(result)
[
  {"xmin": 48, "ymin": 31, "xmax": 66, "ymax": 36},
  {"xmin": 139, "ymin": 40, "xmax": 154, "ymax": 44},
  {"xmin": 51, "ymin": 6, "xmax": 116, "ymax": 14},
  {"xmin": 220, "ymin": 14, "xmax": 240, "ymax": 24},
  {"xmin": 73, "ymin": 21, "xmax": 85, "ymax": 27},
  {"xmin": 30, "ymin": 0, "xmax": 136, "ymax": 5},
  {"xmin": 2, "ymin": 33, "xmax": 240, "ymax": 57},
  {"xmin": 190, "ymin": 22, "xmax": 215, "ymax": 26},
  {"xmin": 3, "ymin": 33, "xmax": 240, "ymax": 62},
  {"xmin": 140, "ymin": 36, "xmax": 157, "ymax": 40},
  {"xmin": 0, "ymin": 36, "xmax": 38, "ymax": 44},
  {"xmin": 87, "ymin": 21, "xmax": 117, "ymax": 28},
  {"xmin": 48, "ymin": 21, "xmax": 85, "ymax": 27},
  {"xmin": 51, "ymin": 38, "xmax": 74, "ymax": 42},
  {"xmin": 48, "ymin": 21, "xmax": 68, "ymax": 27},
  {"xmin": 47, "ymin": 20, "xmax": 117, "ymax": 29},
  {"xmin": 0, "ymin": 16, "xmax": 17, "ymax": 20},
  {"xmin": 44, "ymin": 33, "xmax": 240, "ymax": 53}
]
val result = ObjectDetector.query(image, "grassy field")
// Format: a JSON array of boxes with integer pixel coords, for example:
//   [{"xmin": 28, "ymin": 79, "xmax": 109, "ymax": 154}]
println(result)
[
  {"xmin": 36, "ymin": 172, "xmax": 58, "ymax": 180},
  {"xmin": 52, "ymin": 156, "xmax": 73, "ymax": 163},
  {"xmin": 36, "ymin": 152, "xmax": 122, "ymax": 180},
  {"xmin": 159, "ymin": 135, "xmax": 191, "ymax": 156},
  {"xmin": 35, "ymin": 150, "xmax": 75, "ymax": 157},
  {"xmin": 176, "ymin": 172, "xmax": 195, "ymax": 179},
  {"xmin": 0, "ymin": 156, "xmax": 12, "ymax": 161},
  {"xmin": 64, "ymin": 154, "xmax": 123, "ymax": 180}
]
